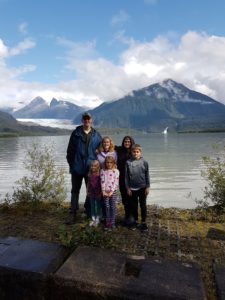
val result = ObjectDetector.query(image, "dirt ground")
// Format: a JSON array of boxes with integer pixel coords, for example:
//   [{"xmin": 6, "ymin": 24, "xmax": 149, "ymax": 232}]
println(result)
[{"xmin": 0, "ymin": 202, "xmax": 225, "ymax": 300}]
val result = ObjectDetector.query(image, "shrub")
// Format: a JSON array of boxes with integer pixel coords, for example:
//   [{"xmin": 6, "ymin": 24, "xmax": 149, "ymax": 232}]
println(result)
[
  {"xmin": 58, "ymin": 224, "xmax": 115, "ymax": 249},
  {"xmin": 3, "ymin": 143, "xmax": 67, "ymax": 207},
  {"xmin": 197, "ymin": 145, "xmax": 225, "ymax": 211}
]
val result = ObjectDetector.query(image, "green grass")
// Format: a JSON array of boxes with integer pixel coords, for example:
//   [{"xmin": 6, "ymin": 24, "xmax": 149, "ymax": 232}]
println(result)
[{"xmin": 0, "ymin": 202, "xmax": 224, "ymax": 299}]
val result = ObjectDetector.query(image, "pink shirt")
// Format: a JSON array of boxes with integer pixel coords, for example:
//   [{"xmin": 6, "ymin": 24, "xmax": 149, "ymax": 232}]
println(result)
[{"xmin": 100, "ymin": 169, "xmax": 119, "ymax": 193}]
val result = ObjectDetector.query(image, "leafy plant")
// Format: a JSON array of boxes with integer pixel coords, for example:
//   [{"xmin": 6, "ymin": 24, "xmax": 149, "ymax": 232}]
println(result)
[
  {"xmin": 58, "ymin": 224, "xmax": 115, "ymax": 249},
  {"xmin": 197, "ymin": 144, "xmax": 225, "ymax": 211},
  {"xmin": 3, "ymin": 143, "xmax": 67, "ymax": 207}
]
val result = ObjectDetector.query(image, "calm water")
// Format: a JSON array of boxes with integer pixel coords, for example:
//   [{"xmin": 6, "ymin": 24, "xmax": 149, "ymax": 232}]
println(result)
[{"xmin": 0, "ymin": 132, "xmax": 224, "ymax": 208}]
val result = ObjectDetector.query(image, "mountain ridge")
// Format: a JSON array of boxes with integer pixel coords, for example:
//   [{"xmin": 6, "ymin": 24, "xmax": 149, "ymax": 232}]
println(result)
[
  {"xmin": 73, "ymin": 79, "xmax": 225, "ymax": 132},
  {"xmin": 11, "ymin": 97, "xmax": 85, "ymax": 119}
]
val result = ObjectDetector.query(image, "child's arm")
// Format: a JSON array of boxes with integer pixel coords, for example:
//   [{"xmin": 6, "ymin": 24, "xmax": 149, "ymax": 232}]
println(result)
[
  {"xmin": 100, "ymin": 169, "xmax": 106, "ymax": 196},
  {"xmin": 144, "ymin": 160, "xmax": 150, "ymax": 195},
  {"xmin": 110, "ymin": 169, "xmax": 120, "ymax": 194}
]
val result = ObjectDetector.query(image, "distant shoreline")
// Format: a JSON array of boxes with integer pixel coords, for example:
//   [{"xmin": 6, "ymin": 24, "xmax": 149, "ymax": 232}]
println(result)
[{"xmin": 1, "ymin": 123, "xmax": 225, "ymax": 138}]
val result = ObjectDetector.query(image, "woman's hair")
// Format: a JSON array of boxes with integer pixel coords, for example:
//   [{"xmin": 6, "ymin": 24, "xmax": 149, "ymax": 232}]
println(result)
[
  {"xmin": 121, "ymin": 136, "xmax": 135, "ymax": 148},
  {"xmin": 98, "ymin": 136, "xmax": 115, "ymax": 153},
  {"xmin": 104, "ymin": 155, "xmax": 117, "ymax": 170},
  {"xmin": 88, "ymin": 160, "xmax": 100, "ymax": 176}
]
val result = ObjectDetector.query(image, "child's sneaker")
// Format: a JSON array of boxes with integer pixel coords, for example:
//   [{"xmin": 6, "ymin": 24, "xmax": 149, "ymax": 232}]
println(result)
[
  {"xmin": 89, "ymin": 220, "xmax": 95, "ymax": 227},
  {"xmin": 93, "ymin": 220, "xmax": 99, "ymax": 227},
  {"xmin": 140, "ymin": 222, "xmax": 148, "ymax": 232}
]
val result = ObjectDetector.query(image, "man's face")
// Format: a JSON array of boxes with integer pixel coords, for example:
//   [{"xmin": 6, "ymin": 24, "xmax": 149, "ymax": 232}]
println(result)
[{"xmin": 82, "ymin": 117, "xmax": 92, "ymax": 127}]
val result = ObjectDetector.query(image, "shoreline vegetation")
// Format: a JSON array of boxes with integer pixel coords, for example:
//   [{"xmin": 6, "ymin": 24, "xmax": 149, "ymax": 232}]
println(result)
[
  {"xmin": 0, "ymin": 201, "xmax": 224, "ymax": 300},
  {"xmin": 1, "ymin": 125, "xmax": 225, "ymax": 138}
]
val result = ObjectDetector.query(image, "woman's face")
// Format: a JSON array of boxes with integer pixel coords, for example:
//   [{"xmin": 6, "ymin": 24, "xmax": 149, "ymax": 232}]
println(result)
[
  {"xmin": 103, "ymin": 138, "xmax": 111, "ymax": 151},
  {"xmin": 123, "ymin": 138, "xmax": 131, "ymax": 148}
]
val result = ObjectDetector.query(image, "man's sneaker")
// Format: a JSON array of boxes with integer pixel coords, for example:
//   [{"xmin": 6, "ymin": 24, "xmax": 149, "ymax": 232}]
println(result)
[
  {"xmin": 140, "ymin": 222, "xmax": 148, "ymax": 232},
  {"xmin": 129, "ymin": 222, "xmax": 137, "ymax": 231}
]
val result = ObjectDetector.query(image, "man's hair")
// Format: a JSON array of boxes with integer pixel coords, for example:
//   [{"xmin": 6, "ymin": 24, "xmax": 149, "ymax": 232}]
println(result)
[
  {"xmin": 82, "ymin": 112, "xmax": 92, "ymax": 119},
  {"xmin": 131, "ymin": 144, "xmax": 142, "ymax": 152}
]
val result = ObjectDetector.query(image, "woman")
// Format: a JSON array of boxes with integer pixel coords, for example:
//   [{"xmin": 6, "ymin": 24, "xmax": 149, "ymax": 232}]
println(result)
[
  {"xmin": 97, "ymin": 136, "xmax": 117, "ymax": 168},
  {"xmin": 115, "ymin": 136, "xmax": 135, "ymax": 224}
]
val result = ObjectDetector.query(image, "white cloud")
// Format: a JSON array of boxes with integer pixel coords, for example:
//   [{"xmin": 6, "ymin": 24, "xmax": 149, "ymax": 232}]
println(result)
[
  {"xmin": 111, "ymin": 10, "xmax": 130, "ymax": 27},
  {"xmin": 0, "ymin": 39, "xmax": 8, "ymax": 57},
  {"xmin": 9, "ymin": 38, "xmax": 36, "ymax": 56},
  {"xmin": 18, "ymin": 22, "xmax": 28, "ymax": 35},
  {"xmin": 57, "ymin": 37, "xmax": 97, "ymax": 63},
  {"xmin": 1, "ymin": 31, "xmax": 225, "ymax": 110}
]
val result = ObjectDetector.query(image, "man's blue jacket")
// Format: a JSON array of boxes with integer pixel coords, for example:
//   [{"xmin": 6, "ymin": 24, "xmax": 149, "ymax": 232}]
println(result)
[{"xmin": 66, "ymin": 125, "xmax": 102, "ymax": 175}]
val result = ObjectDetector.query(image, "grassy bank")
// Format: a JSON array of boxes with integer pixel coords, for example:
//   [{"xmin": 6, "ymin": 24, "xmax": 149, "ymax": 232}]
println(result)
[{"xmin": 0, "ymin": 202, "xmax": 224, "ymax": 299}]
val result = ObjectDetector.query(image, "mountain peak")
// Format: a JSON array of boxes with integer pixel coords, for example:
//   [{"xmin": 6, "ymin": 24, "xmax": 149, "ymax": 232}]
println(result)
[
  {"xmin": 29, "ymin": 96, "xmax": 46, "ymax": 106},
  {"xmin": 50, "ymin": 98, "xmax": 59, "ymax": 107},
  {"xmin": 162, "ymin": 78, "xmax": 177, "ymax": 85}
]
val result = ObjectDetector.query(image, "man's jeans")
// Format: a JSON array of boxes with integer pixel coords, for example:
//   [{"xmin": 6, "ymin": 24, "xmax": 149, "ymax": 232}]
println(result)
[{"xmin": 70, "ymin": 173, "xmax": 88, "ymax": 213}]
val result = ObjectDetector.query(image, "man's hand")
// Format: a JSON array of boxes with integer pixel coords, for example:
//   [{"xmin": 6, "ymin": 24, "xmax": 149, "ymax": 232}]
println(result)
[
  {"xmin": 127, "ymin": 188, "xmax": 132, "ymax": 196},
  {"xmin": 145, "ymin": 187, "xmax": 150, "ymax": 196}
]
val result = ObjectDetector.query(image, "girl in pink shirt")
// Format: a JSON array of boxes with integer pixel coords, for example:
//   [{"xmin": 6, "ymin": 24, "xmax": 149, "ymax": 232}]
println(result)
[{"xmin": 100, "ymin": 156, "xmax": 119, "ymax": 230}]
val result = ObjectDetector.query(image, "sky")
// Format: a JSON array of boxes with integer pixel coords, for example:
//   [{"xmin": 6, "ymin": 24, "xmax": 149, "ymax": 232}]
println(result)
[{"xmin": 1, "ymin": 0, "xmax": 225, "ymax": 110}]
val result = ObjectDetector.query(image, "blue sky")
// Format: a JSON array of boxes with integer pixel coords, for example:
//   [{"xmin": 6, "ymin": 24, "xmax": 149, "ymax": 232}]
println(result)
[{"xmin": 1, "ymin": 0, "xmax": 225, "ymax": 109}]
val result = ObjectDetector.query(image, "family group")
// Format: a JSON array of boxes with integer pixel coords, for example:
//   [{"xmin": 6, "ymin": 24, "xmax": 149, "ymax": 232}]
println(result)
[{"xmin": 66, "ymin": 112, "xmax": 150, "ymax": 231}]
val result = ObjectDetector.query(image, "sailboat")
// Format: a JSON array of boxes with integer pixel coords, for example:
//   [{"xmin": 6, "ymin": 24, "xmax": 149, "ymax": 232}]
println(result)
[{"xmin": 162, "ymin": 127, "xmax": 168, "ymax": 134}]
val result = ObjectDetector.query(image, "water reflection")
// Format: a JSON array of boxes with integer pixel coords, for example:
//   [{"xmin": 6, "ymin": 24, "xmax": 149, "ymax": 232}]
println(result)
[{"xmin": 0, "ymin": 132, "xmax": 224, "ymax": 208}]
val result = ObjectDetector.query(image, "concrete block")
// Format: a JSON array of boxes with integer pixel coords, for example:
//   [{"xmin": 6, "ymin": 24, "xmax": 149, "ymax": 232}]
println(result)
[
  {"xmin": 53, "ymin": 246, "xmax": 206, "ymax": 300},
  {"xmin": 214, "ymin": 264, "xmax": 225, "ymax": 300},
  {"xmin": 0, "ymin": 236, "xmax": 69, "ymax": 300}
]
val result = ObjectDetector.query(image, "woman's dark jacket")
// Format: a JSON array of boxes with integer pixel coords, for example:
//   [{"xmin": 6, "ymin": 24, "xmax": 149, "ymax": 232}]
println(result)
[
  {"xmin": 115, "ymin": 136, "xmax": 135, "ymax": 187},
  {"xmin": 66, "ymin": 125, "xmax": 102, "ymax": 175}
]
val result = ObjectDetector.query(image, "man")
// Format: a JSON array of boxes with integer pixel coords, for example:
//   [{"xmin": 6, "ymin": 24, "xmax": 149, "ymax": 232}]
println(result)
[{"xmin": 66, "ymin": 112, "xmax": 102, "ymax": 224}]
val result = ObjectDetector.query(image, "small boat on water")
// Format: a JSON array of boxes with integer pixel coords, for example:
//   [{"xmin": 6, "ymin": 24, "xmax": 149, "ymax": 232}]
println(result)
[{"xmin": 162, "ymin": 127, "xmax": 168, "ymax": 134}]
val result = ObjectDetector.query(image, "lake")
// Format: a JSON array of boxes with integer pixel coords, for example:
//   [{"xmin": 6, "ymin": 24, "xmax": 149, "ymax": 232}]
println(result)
[{"xmin": 0, "ymin": 131, "xmax": 224, "ymax": 208}]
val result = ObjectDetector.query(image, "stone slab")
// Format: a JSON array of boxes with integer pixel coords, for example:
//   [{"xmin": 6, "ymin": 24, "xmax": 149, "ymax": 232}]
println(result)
[
  {"xmin": 54, "ymin": 246, "xmax": 206, "ymax": 300},
  {"xmin": 0, "ymin": 236, "xmax": 69, "ymax": 300},
  {"xmin": 207, "ymin": 228, "xmax": 225, "ymax": 241},
  {"xmin": 214, "ymin": 264, "xmax": 225, "ymax": 300},
  {"xmin": 0, "ymin": 236, "xmax": 68, "ymax": 273}
]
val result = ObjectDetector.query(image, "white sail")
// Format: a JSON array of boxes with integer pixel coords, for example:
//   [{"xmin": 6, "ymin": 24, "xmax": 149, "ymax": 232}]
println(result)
[{"xmin": 162, "ymin": 127, "xmax": 168, "ymax": 134}]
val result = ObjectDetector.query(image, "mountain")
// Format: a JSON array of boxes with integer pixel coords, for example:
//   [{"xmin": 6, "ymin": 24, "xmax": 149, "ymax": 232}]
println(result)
[
  {"xmin": 0, "ymin": 110, "xmax": 71, "ymax": 137},
  {"xmin": 13, "ymin": 97, "xmax": 48, "ymax": 118},
  {"xmin": 73, "ymin": 79, "xmax": 225, "ymax": 132},
  {"xmin": 12, "ymin": 97, "xmax": 84, "ymax": 119},
  {"xmin": 0, "ymin": 110, "xmax": 19, "ymax": 131}
]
